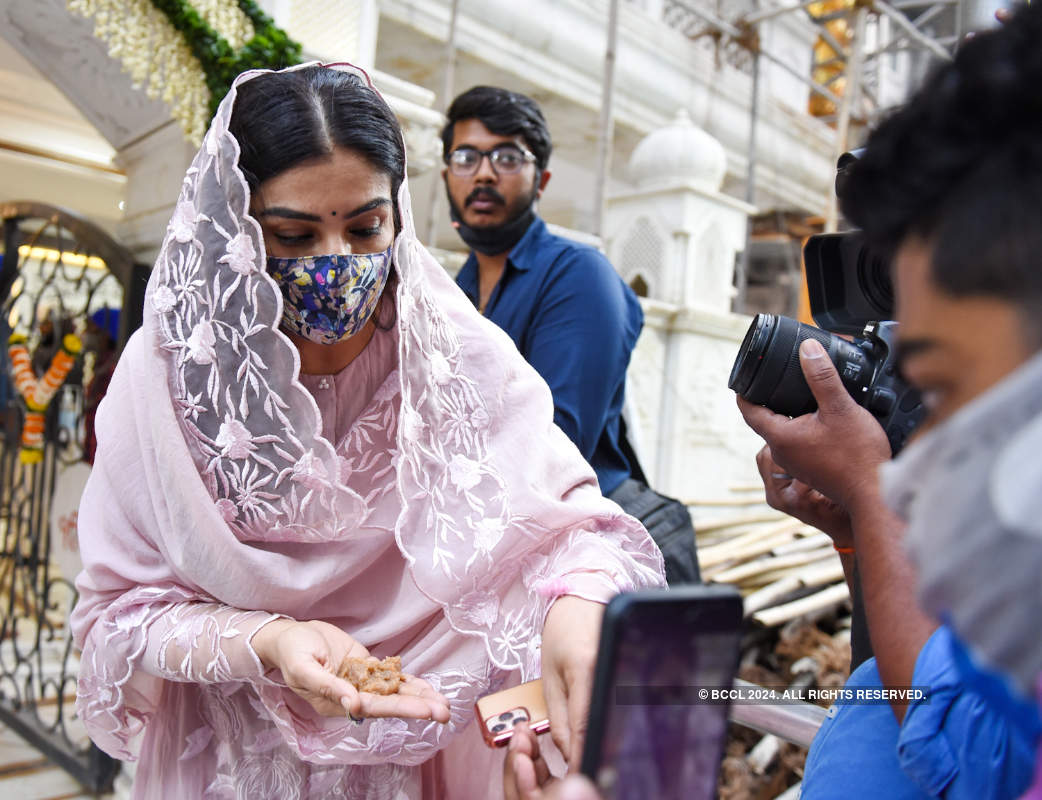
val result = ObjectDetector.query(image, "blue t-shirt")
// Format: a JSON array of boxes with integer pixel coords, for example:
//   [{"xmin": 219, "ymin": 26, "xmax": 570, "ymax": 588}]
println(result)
[
  {"xmin": 455, "ymin": 217, "xmax": 643, "ymax": 495},
  {"xmin": 801, "ymin": 626, "xmax": 1037, "ymax": 800}
]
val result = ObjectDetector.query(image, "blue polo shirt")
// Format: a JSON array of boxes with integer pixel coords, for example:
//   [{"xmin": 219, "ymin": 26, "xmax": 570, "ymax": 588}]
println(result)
[
  {"xmin": 800, "ymin": 626, "xmax": 1037, "ymax": 800},
  {"xmin": 455, "ymin": 217, "xmax": 643, "ymax": 495}
]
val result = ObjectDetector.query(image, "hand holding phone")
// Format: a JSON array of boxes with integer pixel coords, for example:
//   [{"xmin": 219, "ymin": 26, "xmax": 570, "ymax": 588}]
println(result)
[{"xmin": 474, "ymin": 678, "xmax": 551, "ymax": 748}]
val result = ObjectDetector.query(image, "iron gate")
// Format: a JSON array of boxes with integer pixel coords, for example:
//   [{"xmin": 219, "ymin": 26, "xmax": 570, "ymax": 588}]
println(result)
[{"xmin": 0, "ymin": 202, "xmax": 147, "ymax": 793}]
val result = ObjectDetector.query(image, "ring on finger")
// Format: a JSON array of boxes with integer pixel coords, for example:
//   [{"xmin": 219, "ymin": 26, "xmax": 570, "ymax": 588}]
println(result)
[{"xmin": 770, "ymin": 472, "xmax": 793, "ymax": 480}]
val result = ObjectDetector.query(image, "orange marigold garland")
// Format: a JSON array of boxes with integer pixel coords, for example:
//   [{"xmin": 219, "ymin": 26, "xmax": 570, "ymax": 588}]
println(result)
[{"xmin": 8, "ymin": 333, "xmax": 82, "ymax": 463}]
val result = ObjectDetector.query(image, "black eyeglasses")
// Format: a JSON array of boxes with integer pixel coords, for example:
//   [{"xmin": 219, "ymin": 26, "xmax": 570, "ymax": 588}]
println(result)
[{"xmin": 445, "ymin": 144, "xmax": 537, "ymax": 176}]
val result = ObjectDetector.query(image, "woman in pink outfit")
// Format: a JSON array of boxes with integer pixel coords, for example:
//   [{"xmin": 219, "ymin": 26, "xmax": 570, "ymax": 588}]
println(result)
[{"xmin": 70, "ymin": 63, "xmax": 664, "ymax": 799}]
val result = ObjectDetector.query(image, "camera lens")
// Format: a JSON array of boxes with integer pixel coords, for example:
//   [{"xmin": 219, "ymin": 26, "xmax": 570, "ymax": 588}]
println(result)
[
  {"xmin": 857, "ymin": 245, "xmax": 893, "ymax": 320},
  {"xmin": 729, "ymin": 314, "xmax": 872, "ymax": 417}
]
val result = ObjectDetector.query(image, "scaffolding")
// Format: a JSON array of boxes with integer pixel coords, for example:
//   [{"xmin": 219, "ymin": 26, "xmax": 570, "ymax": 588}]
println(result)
[
  {"xmin": 409, "ymin": 0, "xmax": 981, "ymax": 307},
  {"xmin": 612, "ymin": 0, "xmax": 977, "ymax": 311},
  {"xmin": 616, "ymin": 0, "xmax": 972, "ymax": 233}
]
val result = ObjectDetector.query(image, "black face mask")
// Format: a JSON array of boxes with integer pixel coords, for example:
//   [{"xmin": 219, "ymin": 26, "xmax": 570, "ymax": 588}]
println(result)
[
  {"xmin": 445, "ymin": 180, "xmax": 538, "ymax": 256},
  {"xmin": 448, "ymin": 204, "xmax": 536, "ymax": 255}
]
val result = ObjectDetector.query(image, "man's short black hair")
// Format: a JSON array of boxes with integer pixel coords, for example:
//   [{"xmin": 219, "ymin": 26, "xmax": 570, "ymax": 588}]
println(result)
[
  {"xmin": 841, "ymin": 1, "xmax": 1042, "ymax": 309},
  {"xmin": 441, "ymin": 86, "xmax": 553, "ymax": 172}
]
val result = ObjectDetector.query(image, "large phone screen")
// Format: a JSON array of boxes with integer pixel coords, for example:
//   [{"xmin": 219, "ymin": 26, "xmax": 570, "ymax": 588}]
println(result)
[{"xmin": 585, "ymin": 592, "xmax": 741, "ymax": 800}]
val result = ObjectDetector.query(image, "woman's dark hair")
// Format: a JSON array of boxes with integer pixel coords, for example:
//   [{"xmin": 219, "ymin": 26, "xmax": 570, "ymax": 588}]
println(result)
[
  {"xmin": 841, "ymin": 1, "xmax": 1042, "ymax": 309},
  {"xmin": 229, "ymin": 67, "xmax": 406, "ymax": 227},
  {"xmin": 441, "ymin": 86, "xmax": 552, "ymax": 172}
]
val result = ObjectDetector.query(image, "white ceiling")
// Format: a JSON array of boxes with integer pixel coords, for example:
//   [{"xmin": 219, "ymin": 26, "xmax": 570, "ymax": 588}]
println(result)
[
  {"xmin": 1, "ymin": 0, "xmax": 171, "ymax": 150},
  {"xmin": 0, "ymin": 32, "xmax": 117, "ymax": 169},
  {"xmin": 0, "ymin": 2, "xmax": 140, "ymax": 229}
]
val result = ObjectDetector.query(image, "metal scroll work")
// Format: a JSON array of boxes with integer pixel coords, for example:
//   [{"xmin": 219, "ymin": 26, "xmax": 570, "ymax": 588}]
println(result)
[{"xmin": 0, "ymin": 202, "xmax": 146, "ymax": 792}]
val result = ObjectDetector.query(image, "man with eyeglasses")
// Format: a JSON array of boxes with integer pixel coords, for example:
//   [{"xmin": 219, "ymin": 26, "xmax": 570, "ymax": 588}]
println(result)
[{"xmin": 442, "ymin": 86, "xmax": 699, "ymax": 586}]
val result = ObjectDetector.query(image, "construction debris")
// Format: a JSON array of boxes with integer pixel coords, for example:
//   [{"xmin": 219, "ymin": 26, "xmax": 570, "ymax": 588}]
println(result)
[{"xmin": 691, "ymin": 488, "xmax": 854, "ymax": 799}]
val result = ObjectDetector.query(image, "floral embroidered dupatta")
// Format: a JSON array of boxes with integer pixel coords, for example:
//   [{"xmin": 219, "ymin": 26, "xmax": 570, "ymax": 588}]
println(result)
[{"xmin": 71, "ymin": 63, "xmax": 664, "ymax": 792}]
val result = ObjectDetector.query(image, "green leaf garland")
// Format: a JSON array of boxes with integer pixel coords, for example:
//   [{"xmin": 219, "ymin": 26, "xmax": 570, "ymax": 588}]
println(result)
[{"xmin": 149, "ymin": 0, "xmax": 302, "ymax": 117}]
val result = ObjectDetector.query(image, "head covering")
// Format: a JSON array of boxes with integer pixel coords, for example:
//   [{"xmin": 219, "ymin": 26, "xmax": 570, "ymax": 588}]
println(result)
[{"xmin": 70, "ymin": 63, "xmax": 663, "ymax": 791}]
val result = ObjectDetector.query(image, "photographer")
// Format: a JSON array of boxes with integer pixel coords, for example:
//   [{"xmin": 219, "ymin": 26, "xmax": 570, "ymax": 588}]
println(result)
[{"xmin": 738, "ymin": 2, "xmax": 1042, "ymax": 797}]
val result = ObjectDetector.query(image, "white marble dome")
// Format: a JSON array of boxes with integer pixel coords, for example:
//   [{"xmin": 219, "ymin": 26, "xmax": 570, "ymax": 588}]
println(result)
[{"xmin": 628, "ymin": 108, "xmax": 727, "ymax": 191}]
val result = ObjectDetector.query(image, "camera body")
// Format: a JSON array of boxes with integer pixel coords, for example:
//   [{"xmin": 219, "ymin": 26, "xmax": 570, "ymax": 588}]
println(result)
[
  {"xmin": 728, "ymin": 151, "xmax": 925, "ymax": 454},
  {"xmin": 730, "ymin": 313, "xmax": 922, "ymax": 454}
]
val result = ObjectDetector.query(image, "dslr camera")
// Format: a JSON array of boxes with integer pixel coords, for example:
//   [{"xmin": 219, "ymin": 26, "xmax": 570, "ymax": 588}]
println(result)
[{"xmin": 728, "ymin": 151, "xmax": 924, "ymax": 455}]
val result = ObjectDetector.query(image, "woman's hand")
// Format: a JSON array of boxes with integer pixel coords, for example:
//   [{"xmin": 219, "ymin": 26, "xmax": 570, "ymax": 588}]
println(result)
[
  {"xmin": 505, "ymin": 721, "xmax": 556, "ymax": 800},
  {"xmin": 539, "ymin": 595, "xmax": 604, "ymax": 767},
  {"xmin": 252, "ymin": 618, "xmax": 450, "ymax": 722}
]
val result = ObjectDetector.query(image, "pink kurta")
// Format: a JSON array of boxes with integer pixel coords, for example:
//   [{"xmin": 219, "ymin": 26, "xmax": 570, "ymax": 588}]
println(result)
[{"xmin": 75, "ymin": 324, "xmax": 517, "ymax": 798}]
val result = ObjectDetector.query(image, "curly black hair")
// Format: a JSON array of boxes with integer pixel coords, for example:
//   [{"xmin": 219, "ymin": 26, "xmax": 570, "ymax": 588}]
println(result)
[
  {"xmin": 841, "ymin": 1, "xmax": 1042, "ymax": 306},
  {"xmin": 441, "ymin": 86, "xmax": 553, "ymax": 172}
]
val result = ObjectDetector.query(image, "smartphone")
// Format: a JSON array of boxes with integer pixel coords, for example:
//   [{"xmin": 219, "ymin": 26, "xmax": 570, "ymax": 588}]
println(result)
[
  {"xmin": 474, "ymin": 678, "xmax": 551, "ymax": 748},
  {"xmin": 580, "ymin": 585, "xmax": 743, "ymax": 800}
]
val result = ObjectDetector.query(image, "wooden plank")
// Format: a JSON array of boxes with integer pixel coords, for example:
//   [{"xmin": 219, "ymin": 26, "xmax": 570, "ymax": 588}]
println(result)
[
  {"xmin": 693, "ymin": 511, "xmax": 789, "ymax": 533},
  {"xmin": 698, "ymin": 518, "xmax": 804, "ymax": 567},
  {"xmin": 0, "ymin": 755, "xmax": 50, "ymax": 777},
  {"xmin": 753, "ymin": 583, "xmax": 852, "ymax": 627},
  {"xmin": 708, "ymin": 548, "xmax": 835, "ymax": 585},
  {"xmin": 0, "ymin": 765, "xmax": 83, "ymax": 798},
  {"xmin": 684, "ymin": 496, "xmax": 767, "ymax": 507}
]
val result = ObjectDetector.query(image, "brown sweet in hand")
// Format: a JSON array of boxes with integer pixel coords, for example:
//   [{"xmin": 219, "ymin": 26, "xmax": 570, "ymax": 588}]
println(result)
[{"xmin": 339, "ymin": 655, "xmax": 405, "ymax": 695}]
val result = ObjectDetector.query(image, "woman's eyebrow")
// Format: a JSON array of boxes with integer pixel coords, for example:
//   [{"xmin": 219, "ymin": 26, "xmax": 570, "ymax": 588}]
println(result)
[
  {"xmin": 255, "ymin": 207, "xmax": 322, "ymax": 222},
  {"xmin": 255, "ymin": 198, "xmax": 390, "ymax": 222},
  {"xmin": 343, "ymin": 198, "xmax": 390, "ymax": 218}
]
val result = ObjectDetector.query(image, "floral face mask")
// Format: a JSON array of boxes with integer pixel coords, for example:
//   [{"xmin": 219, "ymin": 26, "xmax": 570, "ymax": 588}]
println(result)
[{"xmin": 267, "ymin": 245, "xmax": 392, "ymax": 344}]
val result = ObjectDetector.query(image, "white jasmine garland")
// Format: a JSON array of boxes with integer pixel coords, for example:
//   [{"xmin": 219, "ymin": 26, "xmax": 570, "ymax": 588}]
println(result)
[
  {"xmin": 67, "ymin": 0, "xmax": 256, "ymax": 144},
  {"xmin": 193, "ymin": 0, "xmax": 255, "ymax": 49}
]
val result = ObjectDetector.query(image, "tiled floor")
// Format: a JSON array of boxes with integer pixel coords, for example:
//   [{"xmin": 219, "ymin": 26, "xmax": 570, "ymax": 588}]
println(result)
[{"xmin": 0, "ymin": 724, "xmax": 121, "ymax": 800}]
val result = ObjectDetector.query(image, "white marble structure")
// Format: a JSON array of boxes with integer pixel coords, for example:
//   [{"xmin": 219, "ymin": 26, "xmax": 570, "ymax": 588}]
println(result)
[
  {"xmin": 607, "ymin": 112, "xmax": 763, "ymax": 499},
  {"xmin": 371, "ymin": 0, "xmax": 841, "ymax": 237}
]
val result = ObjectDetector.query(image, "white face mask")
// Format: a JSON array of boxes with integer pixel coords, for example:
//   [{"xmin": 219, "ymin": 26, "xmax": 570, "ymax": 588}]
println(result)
[{"xmin": 880, "ymin": 349, "xmax": 1042, "ymax": 697}]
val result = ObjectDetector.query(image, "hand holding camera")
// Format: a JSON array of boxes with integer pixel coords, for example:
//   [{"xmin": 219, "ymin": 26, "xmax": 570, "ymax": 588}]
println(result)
[
  {"xmin": 731, "ymin": 314, "xmax": 922, "ymax": 455},
  {"xmin": 737, "ymin": 338, "xmax": 892, "ymax": 514},
  {"xmin": 729, "ymin": 152, "xmax": 926, "ymax": 457}
]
